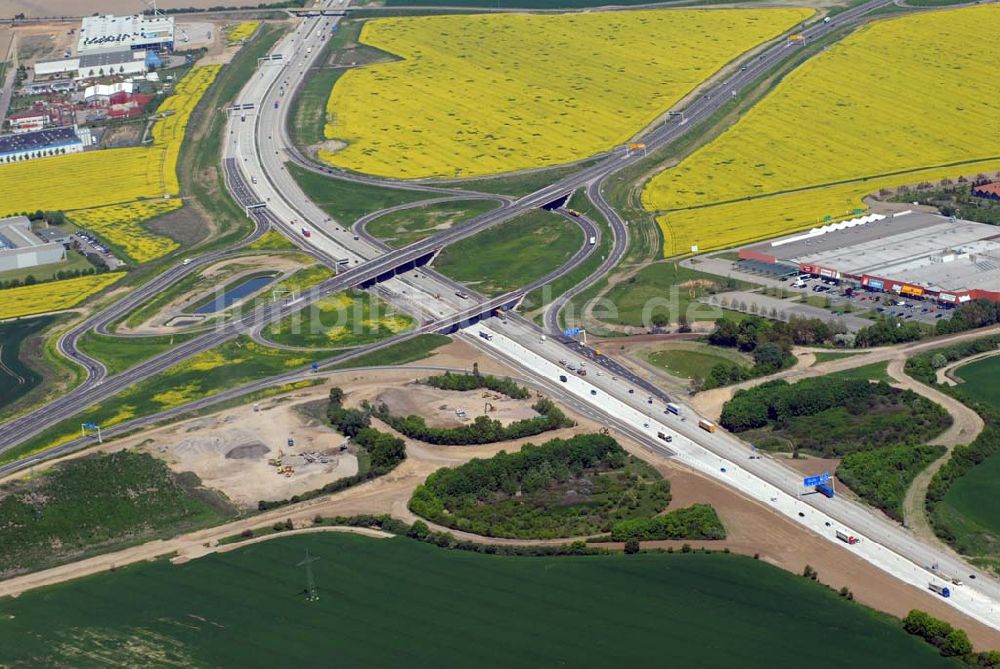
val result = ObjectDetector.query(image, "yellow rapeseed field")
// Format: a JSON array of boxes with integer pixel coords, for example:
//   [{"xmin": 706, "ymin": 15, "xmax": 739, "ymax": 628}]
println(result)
[
  {"xmin": 321, "ymin": 9, "xmax": 811, "ymax": 178},
  {"xmin": 0, "ymin": 65, "xmax": 219, "ymax": 214},
  {"xmin": 225, "ymin": 21, "xmax": 259, "ymax": 45},
  {"xmin": 643, "ymin": 5, "xmax": 1000, "ymax": 256},
  {"xmin": 0, "ymin": 273, "xmax": 124, "ymax": 320},
  {"xmin": 67, "ymin": 199, "xmax": 183, "ymax": 263}
]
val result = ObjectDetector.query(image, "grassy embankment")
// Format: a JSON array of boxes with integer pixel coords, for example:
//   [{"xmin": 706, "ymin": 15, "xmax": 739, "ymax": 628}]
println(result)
[
  {"xmin": 644, "ymin": 342, "xmax": 751, "ymax": 380},
  {"xmin": 432, "ymin": 209, "xmax": 583, "ymax": 296}
]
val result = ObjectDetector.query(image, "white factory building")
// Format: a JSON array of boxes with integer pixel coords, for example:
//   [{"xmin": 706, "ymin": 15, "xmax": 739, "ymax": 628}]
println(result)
[
  {"xmin": 0, "ymin": 126, "xmax": 87, "ymax": 164},
  {"xmin": 78, "ymin": 14, "xmax": 175, "ymax": 53},
  {"xmin": 0, "ymin": 216, "xmax": 67, "ymax": 272},
  {"xmin": 34, "ymin": 49, "xmax": 149, "ymax": 81}
]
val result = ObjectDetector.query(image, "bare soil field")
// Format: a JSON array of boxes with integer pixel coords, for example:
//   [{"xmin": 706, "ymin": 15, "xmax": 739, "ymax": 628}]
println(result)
[{"xmin": 375, "ymin": 384, "xmax": 539, "ymax": 428}]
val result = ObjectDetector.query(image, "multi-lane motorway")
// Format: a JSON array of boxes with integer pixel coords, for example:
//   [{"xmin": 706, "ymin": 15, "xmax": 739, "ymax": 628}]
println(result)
[{"xmin": 4, "ymin": 0, "xmax": 998, "ymax": 631}]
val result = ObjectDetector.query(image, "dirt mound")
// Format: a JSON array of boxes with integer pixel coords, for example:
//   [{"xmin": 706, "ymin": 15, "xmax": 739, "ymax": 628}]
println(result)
[{"xmin": 225, "ymin": 443, "xmax": 270, "ymax": 460}]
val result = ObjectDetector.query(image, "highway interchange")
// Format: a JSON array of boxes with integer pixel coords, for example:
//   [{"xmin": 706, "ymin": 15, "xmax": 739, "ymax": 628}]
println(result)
[{"xmin": 3, "ymin": 0, "xmax": 999, "ymax": 631}]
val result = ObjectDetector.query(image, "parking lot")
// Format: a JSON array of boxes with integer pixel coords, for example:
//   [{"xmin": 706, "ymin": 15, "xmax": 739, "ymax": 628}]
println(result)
[{"xmin": 778, "ymin": 274, "xmax": 950, "ymax": 326}]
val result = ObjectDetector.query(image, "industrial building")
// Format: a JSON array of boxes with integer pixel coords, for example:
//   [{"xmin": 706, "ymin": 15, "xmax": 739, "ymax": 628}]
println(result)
[
  {"xmin": 739, "ymin": 212, "xmax": 1000, "ymax": 304},
  {"xmin": 78, "ymin": 14, "xmax": 175, "ymax": 53},
  {"xmin": 0, "ymin": 126, "xmax": 85, "ymax": 164},
  {"xmin": 0, "ymin": 216, "xmax": 67, "ymax": 272},
  {"xmin": 35, "ymin": 49, "xmax": 149, "ymax": 82}
]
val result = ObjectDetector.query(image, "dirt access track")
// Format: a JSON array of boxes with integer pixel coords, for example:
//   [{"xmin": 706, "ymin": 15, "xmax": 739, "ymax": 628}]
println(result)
[{"xmin": 2, "ymin": 338, "xmax": 997, "ymax": 647}]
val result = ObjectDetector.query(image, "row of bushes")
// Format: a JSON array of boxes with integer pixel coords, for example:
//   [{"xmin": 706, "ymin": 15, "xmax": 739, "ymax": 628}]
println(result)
[
  {"xmin": 423, "ymin": 368, "xmax": 531, "ymax": 400},
  {"xmin": 702, "ymin": 343, "xmax": 796, "ymax": 390},
  {"xmin": 904, "ymin": 334, "xmax": 1000, "ymax": 385},
  {"xmin": 374, "ymin": 397, "xmax": 574, "ymax": 445},
  {"xmin": 609, "ymin": 504, "xmax": 726, "ymax": 542},
  {"xmin": 708, "ymin": 315, "xmax": 843, "ymax": 351}
]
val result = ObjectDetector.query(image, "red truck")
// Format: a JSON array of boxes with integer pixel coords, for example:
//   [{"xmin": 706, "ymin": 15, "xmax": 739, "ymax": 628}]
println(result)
[{"xmin": 301, "ymin": 228, "xmax": 311, "ymax": 238}]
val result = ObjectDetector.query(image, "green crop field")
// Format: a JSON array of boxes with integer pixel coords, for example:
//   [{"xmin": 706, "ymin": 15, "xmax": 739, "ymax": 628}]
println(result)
[
  {"xmin": 0, "ymin": 533, "xmax": 952, "ymax": 668},
  {"xmin": 366, "ymin": 199, "xmax": 498, "ymax": 248},
  {"xmin": 942, "ymin": 450, "xmax": 1000, "ymax": 539},
  {"xmin": 0, "ymin": 317, "xmax": 52, "ymax": 413},
  {"xmin": 954, "ymin": 356, "xmax": 1000, "ymax": 412},
  {"xmin": 432, "ymin": 209, "xmax": 582, "ymax": 296},
  {"xmin": 644, "ymin": 342, "xmax": 750, "ymax": 380}
]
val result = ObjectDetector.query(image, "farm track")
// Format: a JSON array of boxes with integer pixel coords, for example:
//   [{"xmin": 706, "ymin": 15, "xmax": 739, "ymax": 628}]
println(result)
[{"xmin": 889, "ymin": 358, "xmax": 985, "ymax": 556}]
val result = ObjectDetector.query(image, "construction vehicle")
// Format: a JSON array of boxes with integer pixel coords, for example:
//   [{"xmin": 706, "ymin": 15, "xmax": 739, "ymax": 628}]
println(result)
[
  {"xmin": 928, "ymin": 583, "xmax": 951, "ymax": 598},
  {"xmin": 698, "ymin": 419, "xmax": 717, "ymax": 433},
  {"xmin": 836, "ymin": 530, "xmax": 858, "ymax": 545}
]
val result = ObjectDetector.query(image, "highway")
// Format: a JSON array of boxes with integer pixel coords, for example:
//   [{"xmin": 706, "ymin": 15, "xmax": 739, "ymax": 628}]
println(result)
[
  {"xmin": 6, "ymin": 0, "xmax": 1000, "ymax": 632},
  {"xmin": 0, "ymin": 0, "xmax": 879, "ymax": 450}
]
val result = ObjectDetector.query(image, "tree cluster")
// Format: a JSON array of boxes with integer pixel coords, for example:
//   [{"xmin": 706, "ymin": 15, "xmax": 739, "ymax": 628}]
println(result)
[
  {"xmin": 721, "ymin": 378, "xmax": 885, "ymax": 433},
  {"xmin": 837, "ymin": 444, "xmax": 945, "ymax": 521},
  {"xmin": 375, "ymin": 397, "xmax": 574, "ymax": 445},
  {"xmin": 423, "ymin": 369, "xmax": 531, "ymax": 399},
  {"xmin": 902, "ymin": 610, "xmax": 973, "ymax": 658},
  {"xmin": 326, "ymin": 387, "xmax": 371, "ymax": 437},
  {"xmin": 609, "ymin": 504, "xmax": 726, "ymax": 542},
  {"xmin": 409, "ymin": 434, "xmax": 673, "ymax": 539},
  {"xmin": 702, "ymin": 316, "xmax": 828, "ymax": 389},
  {"xmin": 934, "ymin": 300, "xmax": 1000, "ymax": 336},
  {"xmin": 709, "ymin": 314, "xmax": 842, "ymax": 350},
  {"xmin": 854, "ymin": 316, "xmax": 923, "ymax": 347}
]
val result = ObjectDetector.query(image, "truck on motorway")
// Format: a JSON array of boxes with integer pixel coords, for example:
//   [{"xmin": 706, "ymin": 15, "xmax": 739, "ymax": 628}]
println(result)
[
  {"xmin": 815, "ymin": 483, "xmax": 835, "ymax": 498},
  {"xmin": 301, "ymin": 228, "xmax": 311, "ymax": 238},
  {"xmin": 657, "ymin": 431, "xmax": 673, "ymax": 443},
  {"xmin": 479, "ymin": 331, "xmax": 493, "ymax": 341},
  {"xmin": 928, "ymin": 583, "xmax": 951, "ymax": 598},
  {"xmin": 698, "ymin": 419, "xmax": 717, "ymax": 433},
  {"xmin": 835, "ymin": 530, "xmax": 858, "ymax": 545},
  {"xmin": 666, "ymin": 403, "xmax": 681, "ymax": 415}
]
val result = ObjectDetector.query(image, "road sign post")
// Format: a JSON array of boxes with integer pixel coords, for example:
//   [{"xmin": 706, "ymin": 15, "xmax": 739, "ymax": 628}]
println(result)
[{"xmin": 81, "ymin": 422, "xmax": 102, "ymax": 443}]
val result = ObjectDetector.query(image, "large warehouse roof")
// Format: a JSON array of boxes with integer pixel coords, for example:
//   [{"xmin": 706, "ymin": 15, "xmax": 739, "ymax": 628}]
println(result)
[
  {"xmin": 745, "ymin": 212, "xmax": 1000, "ymax": 295},
  {"xmin": 78, "ymin": 14, "xmax": 174, "ymax": 52},
  {"xmin": 0, "ymin": 127, "xmax": 81, "ymax": 156}
]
